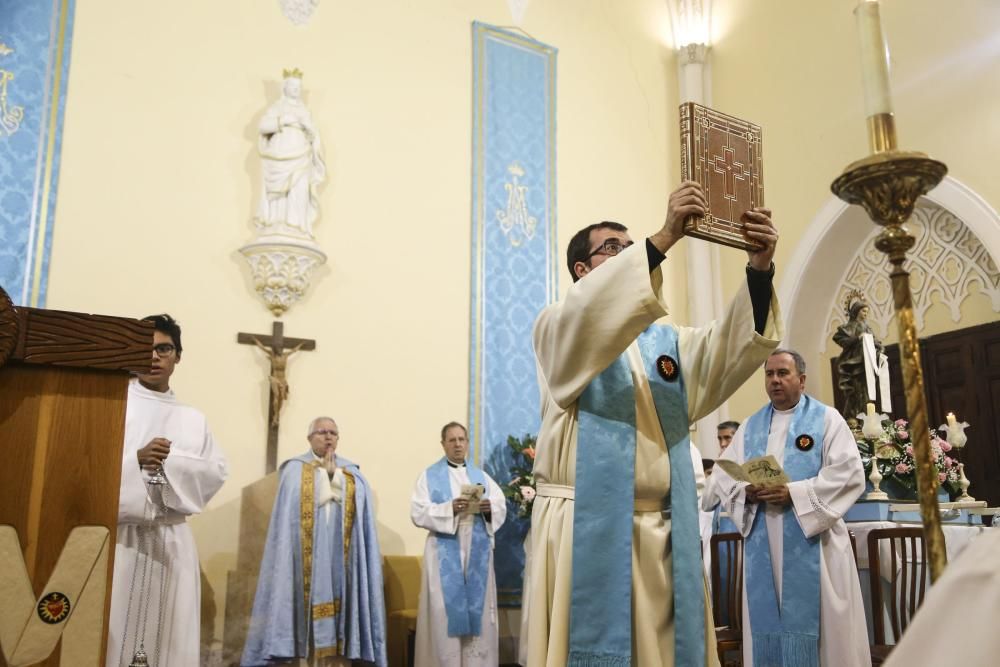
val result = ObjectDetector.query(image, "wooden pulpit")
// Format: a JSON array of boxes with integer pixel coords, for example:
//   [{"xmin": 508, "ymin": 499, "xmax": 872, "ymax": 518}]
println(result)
[{"xmin": 0, "ymin": 286, "xmax": 151, "ymax": 667}]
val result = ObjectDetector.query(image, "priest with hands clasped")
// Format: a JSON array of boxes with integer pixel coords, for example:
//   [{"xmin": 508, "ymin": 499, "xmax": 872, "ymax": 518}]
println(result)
[{"xmin": 242, "ymin": 417, "xmax": 386, "ymax": 667}]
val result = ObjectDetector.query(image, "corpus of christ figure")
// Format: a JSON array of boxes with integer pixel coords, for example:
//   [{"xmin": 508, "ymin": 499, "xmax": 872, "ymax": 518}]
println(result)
[{"xmin": 237, "ymin": 321, "xmax": 315, "ymax": 473}]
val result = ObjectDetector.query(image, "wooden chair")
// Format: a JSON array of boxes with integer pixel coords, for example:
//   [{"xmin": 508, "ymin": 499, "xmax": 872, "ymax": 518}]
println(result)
[
  {"xmin": 866, "ymin": 527, "xmax": 929, "ymax": 665},
  {"xmin": 711, "ymin": 532, "xmax": 744, "ymax": 667},
  {"xmin": 383, "ymin": 555, "xmax": 423, "ymax": 667}
]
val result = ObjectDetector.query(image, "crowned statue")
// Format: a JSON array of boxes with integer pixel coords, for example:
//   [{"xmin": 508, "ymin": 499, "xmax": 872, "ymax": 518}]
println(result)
[
  {"xmin": 255, "ymin": 68, "xmax": 327, "ymax": 238},
  {"xmin": 833, "ymin": 289, "xmax": 892, "ymax": 422},
  {"xmin": 240, "ymin": 68, "xmax": 328, "ymax": 316}
]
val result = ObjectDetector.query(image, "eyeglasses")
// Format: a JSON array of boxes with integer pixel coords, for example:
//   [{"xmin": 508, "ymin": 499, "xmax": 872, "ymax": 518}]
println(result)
[
  {"xmin": 310, "ymin": 429, "xmax": 339, "ymax": 437},
  {"xmin": 153, "ymin": 343, "xmax": 176, "ymax": 356},
  {"xmin": 585, "ymin": 238, "xmax": 634, "ymax": 261}
]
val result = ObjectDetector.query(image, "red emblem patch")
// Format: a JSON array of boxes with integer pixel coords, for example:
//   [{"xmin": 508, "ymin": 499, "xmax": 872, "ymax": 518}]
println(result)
[
  {"xmin": 656, "ymin": 355, "xmax": 679, "ymax": 382},
  {"xmin": 37, "ymin": 592, "xmax": 71, "ymax": 624},
  {"xmin": 795, "ymin": 434, "xmax": 815, "ymax": 451}
]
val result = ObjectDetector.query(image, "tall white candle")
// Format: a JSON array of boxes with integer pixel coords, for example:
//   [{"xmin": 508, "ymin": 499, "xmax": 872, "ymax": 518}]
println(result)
[
  {"xmin": 854, "ymin": 0, "xmax": 894, "ymax": 117},
  {"xmin": 866, "ymin": 402, "xmax": 877, "ymax": 417},
  {"xmin": 946, "ymin": 412, "xmax": 957, "ymax": 427}
]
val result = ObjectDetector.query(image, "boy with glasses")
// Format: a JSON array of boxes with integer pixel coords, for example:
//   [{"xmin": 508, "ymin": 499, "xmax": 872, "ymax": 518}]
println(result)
[{"xmin": 108, "ymin": 314, "xmax": 229, "ymax": 666}]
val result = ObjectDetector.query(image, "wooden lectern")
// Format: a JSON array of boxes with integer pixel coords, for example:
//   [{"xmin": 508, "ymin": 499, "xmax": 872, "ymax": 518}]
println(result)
[{"xmin": 0, "ymin": 286, "xmax": 152, "ymax": 667}]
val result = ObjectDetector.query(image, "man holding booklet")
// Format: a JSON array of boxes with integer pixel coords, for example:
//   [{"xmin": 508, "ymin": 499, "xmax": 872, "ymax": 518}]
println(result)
[
  {"xmin": 712, "ymin": 349, "xmax": 870, "ymax": 667},
  {"xmin": 410, "ymin": 421, "xmax": 506, "ymax": 667}
]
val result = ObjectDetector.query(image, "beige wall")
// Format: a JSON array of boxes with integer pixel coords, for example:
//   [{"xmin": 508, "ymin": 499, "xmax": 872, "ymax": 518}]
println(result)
[
  {"xmin": 708, "ymin": 0, "xmax": 1000, "ymax": 418},
  {"xmin": 44, "ymin": 0, "xmax": 1000, "ymax": 647},
  {"xmin": 47, "ymin": 0, "xmax": 687, "ymax": 644}
]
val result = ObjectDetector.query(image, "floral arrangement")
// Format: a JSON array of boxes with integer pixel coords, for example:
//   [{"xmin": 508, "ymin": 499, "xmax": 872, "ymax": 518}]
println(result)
[
  {"xmin": 854, "ymin": 417, "xmax": 962, "ymax": 498},
  {"xmin": 499, "ymin": 433, "xmax": 537, "ymax": 518}
]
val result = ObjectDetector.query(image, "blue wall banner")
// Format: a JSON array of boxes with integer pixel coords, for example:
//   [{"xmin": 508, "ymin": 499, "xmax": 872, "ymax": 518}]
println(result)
[
  {"xmin": 0, "ymin": 0, "xmax": 76, "ymax": 307},
  {"xmin": 469, "ymin": 22, "xmax": 557, "ymax": 607}
]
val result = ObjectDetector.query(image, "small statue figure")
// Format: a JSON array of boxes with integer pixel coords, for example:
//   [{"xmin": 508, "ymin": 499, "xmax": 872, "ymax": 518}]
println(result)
[
  {"xmin": 252, "ymin": 338, "xmax": 305, "ymax": 426},
  {"xmin": 833, "ymin": 290, "xmax": 890, "ymax": 422},
  {"xmin": 255, "ymin": 68, "xmax": 326, "ymax": 237}
]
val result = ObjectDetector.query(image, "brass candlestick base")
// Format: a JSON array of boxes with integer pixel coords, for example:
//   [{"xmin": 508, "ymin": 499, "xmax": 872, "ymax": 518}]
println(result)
[
  {"xmin": 832, "ymin": 150, "xmax": 947, "ymax": 226},
  {"xmin": 832, "ymin": 148, "xmax": 949, "ymax": 582}
]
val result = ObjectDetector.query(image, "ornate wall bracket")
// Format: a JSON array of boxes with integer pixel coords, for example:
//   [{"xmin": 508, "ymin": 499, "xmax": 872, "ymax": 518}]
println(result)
[{"xmin": 239, "ymin": 237, "xmax": 327, "ymax": 317}]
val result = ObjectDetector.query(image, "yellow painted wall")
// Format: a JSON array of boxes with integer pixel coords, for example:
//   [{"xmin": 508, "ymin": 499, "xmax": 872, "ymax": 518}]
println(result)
[
  {"xmin": 708, "ymin": 0, "xmax": 1000, "ymax": 419},
  {"xmin": 46, "ymin": 0, "xmax": 688, "ymax": 649},
  {"xmin": 43, "ymin": 0, "xmax": 1000, "ymax": 650}
]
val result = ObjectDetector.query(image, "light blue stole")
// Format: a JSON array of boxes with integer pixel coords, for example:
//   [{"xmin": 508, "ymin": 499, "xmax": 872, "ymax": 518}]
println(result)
[
  {"xmin": 569, "ymin": 326, "xmax": 704, "ymax": 667},
  {"xmin": 744, "ymin": 396, "xmax": 825, "ymax": 667},
  {"xmin": 426, "ymin": 457, "xmax": 491, "ymax": 637}
]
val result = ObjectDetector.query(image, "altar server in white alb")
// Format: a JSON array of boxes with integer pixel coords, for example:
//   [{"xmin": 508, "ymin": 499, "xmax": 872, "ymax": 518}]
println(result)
[
  {"xmin": 410, "ymin": 422, "xmax": 507, "ymax": 667},
  {"xmin": 712, "ymin": 349, "xmax": 870, "ymax": 667},
  {"xmin": 107, "ymin": 314, "xmax": 228, "ymax": 667},
  {"xmin": 521, "ymin": 181, "xmax": 783, "ymax": 667}
]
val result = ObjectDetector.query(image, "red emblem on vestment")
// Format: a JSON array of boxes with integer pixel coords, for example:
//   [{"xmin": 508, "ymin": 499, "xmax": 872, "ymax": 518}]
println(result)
[
  {"xmin": 656, "ymin": 355, "xmax": 679, "ymax": 382},
  {"xmin": 37, "ymin": 592, "xmax": 71, "ymax": 624}
]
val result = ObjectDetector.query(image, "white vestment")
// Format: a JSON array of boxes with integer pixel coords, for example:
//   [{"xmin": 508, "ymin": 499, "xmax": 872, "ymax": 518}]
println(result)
[
  {"xmin": 520, "ymin": 243, "xmax": 783, "ymax": 667},
  {"xmin": 410, "ymin": 464, "xmax": 506, "ymax": 667},
  {"xmin": 713, "ymin": 403, "xmax": 870, "ymax": 667},
  {"xmin": 884, "ymin": 527, "xmax": 1000, "ymax": 666},
  {"xmin": 107, "ymin": 380, "xmax": 228, "ymax": 667}
]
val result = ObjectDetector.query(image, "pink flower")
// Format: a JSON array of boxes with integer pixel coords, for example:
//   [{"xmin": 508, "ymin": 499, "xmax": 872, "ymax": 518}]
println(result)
[
  {"xmin": 523, "ymin": 447, "xmax": 536, "ymax": 460},
  {"xmin": 897, "ymin": 430, "xmax": 909, "ymax": 440},
  {"xmin": 939, "ymin": 440, "xmax": 952, "ymax": 452},
  {"xmin": 894, "ymin": 419, "xmax": 907, "ymax": 428},
  {"xmin": 896, "ymin": 463, "xmax": 908, "ymax": 474},
  {"xmin": 905, "ymin": 445, "xmax": 914, "ymax": 456},
  {"xmin": 938, "ymin": 472, "xmax": 947, "ymax": 482},
  {"xmin": 945, "ymin": 456, "xmax": 953, "ymax": 467},
  {"xmin": 520, "ymin": 486, "xmax": 536, "ymax": 501}
]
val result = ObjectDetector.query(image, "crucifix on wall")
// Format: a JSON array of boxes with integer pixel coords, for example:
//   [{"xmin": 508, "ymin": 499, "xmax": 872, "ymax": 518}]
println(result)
[{"xmin": 237, "ymin": 321, "xmax": 315, "ymax": 473}]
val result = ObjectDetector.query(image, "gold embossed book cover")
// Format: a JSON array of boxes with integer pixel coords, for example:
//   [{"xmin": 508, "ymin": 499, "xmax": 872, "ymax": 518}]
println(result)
[{"xmin": 679, "ymin": 102, "xmax": 764, "ymax": 250}]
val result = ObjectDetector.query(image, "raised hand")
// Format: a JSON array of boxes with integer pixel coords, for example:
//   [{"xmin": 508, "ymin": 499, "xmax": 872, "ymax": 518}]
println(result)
[
  {"xmin": 650, "ymin": 181, "xmax": 707, "ymax": 254},
  {"xmin": 743, "ymin": 208, "xmax": 778, "ymax": 271}
]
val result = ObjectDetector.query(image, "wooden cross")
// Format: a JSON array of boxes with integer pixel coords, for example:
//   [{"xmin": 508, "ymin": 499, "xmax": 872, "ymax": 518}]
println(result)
[{"xmin": 237, "ymin": 321, "xmax": 316, "ymax": 474}]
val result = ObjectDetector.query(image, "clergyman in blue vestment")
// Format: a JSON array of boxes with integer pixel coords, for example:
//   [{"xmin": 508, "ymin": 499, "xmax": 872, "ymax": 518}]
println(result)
[
  {"xmin": 410, "ymin": 421, "xmax": 507, "ymax": 666},
  {"xmin": 242, "ymin": 417, "xmax": 387, "ymax": 666},
  {"xmin": 712, "ymin": 350, "xmax": 870, "ymax": 667}
]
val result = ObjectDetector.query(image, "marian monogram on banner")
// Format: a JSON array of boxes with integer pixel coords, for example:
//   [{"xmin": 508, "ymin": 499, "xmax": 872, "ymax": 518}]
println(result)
[
  {"xmin": 0, "ymin": 42, "xmax": 25, "ymax": 136},
  {"xmin": 496, "ymin": 163, "xmax": 538, "ymax": 247}
]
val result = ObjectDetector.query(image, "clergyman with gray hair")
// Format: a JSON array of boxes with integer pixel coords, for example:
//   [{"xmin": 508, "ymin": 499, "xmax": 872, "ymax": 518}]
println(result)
[{"xmin": 242, "ymin": 417, "xmax": 387, "ymax": 666}]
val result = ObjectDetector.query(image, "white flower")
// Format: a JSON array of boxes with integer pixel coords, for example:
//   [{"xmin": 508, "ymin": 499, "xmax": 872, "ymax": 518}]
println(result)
[{"xmin": 520, "ymin": 486, "xmax": 536, "ymax": 501}]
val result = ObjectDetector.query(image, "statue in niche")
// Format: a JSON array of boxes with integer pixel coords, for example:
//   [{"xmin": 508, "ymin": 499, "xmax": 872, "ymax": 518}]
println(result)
[
  {"xmin": 833, "ymin": 290, "xmax": 891, "ymax": 422},
  {"xmin": 255, "ymin": 68, "xmax": 326, "ymax": 237}
]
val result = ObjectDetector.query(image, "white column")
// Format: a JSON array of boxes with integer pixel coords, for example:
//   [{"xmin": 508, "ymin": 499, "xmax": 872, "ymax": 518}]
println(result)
[{"xmin": 677, "ymin": 41, "xmax": 728, "ymax": 458}]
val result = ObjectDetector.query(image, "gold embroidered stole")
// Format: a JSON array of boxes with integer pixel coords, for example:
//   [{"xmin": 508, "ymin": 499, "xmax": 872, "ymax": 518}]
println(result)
[{"xmin": 301, "ymin": 463, "xmax": 358, "ymax": 658}]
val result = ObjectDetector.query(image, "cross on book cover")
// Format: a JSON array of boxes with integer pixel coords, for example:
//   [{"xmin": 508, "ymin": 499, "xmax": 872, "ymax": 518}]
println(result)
[{"xmin": 679, "ymin": 102, "xmax": 764, "ymax": 251}]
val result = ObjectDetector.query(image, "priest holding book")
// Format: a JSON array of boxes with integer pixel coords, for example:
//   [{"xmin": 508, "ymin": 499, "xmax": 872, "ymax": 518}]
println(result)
[
  {"xmin": 711, "ymin": 349, "xmax": 870, "ymax": 667},
  {"xmin": 520, "ymin": 181, "xmax": 783, "ymax": 667}
]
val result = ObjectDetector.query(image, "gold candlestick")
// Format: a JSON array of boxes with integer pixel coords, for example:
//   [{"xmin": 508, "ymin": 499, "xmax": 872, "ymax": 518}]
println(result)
[{"xmin": 832, "ymin": 144, "xmax": 948, "ymax": 582}]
